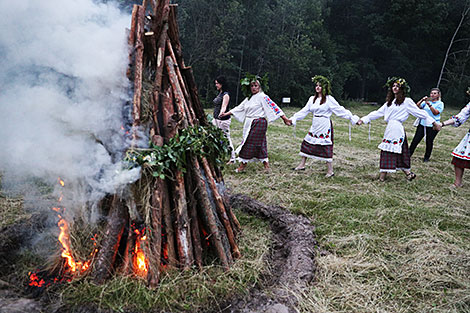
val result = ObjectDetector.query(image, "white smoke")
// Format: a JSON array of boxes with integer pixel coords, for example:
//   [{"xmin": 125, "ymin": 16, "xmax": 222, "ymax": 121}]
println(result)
[{"xmin": 0, "ymin": 0, "xmax": 141, "ymax": 216}]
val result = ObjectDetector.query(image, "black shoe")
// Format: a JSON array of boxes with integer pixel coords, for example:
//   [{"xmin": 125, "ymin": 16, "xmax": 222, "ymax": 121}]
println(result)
[{"xmin": 423, "ymin": 158, "xmax": 430, "ymax": 162}]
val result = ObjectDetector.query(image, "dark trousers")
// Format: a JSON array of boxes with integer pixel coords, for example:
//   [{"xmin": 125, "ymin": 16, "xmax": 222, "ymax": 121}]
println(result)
[{"xmin": 409, "ymin": 125, "xmax": 439, "ymax": 160}]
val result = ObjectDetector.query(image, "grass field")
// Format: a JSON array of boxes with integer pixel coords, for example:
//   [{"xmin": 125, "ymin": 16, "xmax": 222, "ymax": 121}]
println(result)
[
  {"xmin": 222, "ymin": 104, "xmax": 470, "ymax": 312},
  {"xmin": 1, "ymin": 103, "xmax": 469, "ymax": 312}
]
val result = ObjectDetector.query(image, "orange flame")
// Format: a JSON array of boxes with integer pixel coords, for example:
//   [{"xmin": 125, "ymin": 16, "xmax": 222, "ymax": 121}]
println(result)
[
  {"xmin": 133, "ymin": 228, "xmax": 148, "ymax": 277},
  {"xmin": 57, "ymin": 216, "xmax": 90, "ymax": 273},
  {"xmin": 53, "ymin": 178, "xmax": 94, "ymax": 275}
]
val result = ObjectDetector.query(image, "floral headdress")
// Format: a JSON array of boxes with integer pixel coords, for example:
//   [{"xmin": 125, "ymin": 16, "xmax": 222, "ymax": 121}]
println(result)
[
  {"xmin": 240, "ymin": 73, "xmax": 269, "ymax": 98},
  {"xmin": 384, "ymin": 77, "xmax": 411, "ymax": 96},
  {"xmin": 311, "ymin": 75, "xmax": 332, "ymax": 96}
]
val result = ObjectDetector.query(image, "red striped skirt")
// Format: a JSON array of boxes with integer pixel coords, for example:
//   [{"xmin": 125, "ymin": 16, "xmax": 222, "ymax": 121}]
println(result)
[
  {"xmin": 379, "ymin": 136, "xmax": 411, "ymax": 171},
  {"xmin": 239, "ymin": 118, "xmax": 268, "ymax": 160},
  {"xmin": 300, "ymin": 122, "xmax": 334, "ymax": 159},
  {"xmin": 451, "ymin": 156, "xmax": 470, "ymax": 169}
]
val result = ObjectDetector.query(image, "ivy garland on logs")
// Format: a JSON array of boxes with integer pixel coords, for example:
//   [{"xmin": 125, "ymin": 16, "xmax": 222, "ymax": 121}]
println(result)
[{"xmin": 125, "ymin": 121, "xmax": 231, "ymax": 179}]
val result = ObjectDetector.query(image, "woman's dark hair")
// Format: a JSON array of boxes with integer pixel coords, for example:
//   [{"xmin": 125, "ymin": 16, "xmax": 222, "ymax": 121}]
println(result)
[
  {"xmin": 215, "ymin": 75, "xmax": 229, "ymax": 92},
  {"xmin": 313, "ymin": 83, "xmax": 328, "ymax": 105},
  {"xmin": 386, "ymin": 86, "xmax": 405, "ymax": 106}
]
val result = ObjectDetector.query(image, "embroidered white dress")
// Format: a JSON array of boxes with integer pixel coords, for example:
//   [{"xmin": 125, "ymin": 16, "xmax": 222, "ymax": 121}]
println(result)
[
  {"xmin": 451, "ymin": 102, "xmax": 470, "ymax": 160},
  {"xmin": 290, "ymin": 95, "xmax": 359, "ymax": 162},
  {"xmin": 361, "ymin": 98, "xmax": 436, "ymax": 154},
  {"xmin": 230, "ymin": 92, "xmax": 284, "ymax": 163}
]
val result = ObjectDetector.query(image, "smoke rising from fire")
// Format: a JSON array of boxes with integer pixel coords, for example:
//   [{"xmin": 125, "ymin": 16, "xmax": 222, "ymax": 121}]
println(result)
[{"xmin": 0, "ymin": 0, "xmax": 140, "ymax": 215}]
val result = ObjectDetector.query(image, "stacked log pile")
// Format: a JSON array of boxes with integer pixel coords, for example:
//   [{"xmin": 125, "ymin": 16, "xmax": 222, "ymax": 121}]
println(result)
[{"xmin": 90, "ymin": 0, "xmax": 240, "ymax": 287}]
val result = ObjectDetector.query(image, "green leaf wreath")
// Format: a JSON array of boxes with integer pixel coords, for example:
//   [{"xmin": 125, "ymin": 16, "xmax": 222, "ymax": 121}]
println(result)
[
  {"xmin": 125, "ymin": 121, "xmax": 231, "ymax": 179},
  {"xmin": 311, "ymin": 75, "xmax": 332, "ymax": 96},
  {"xmin": 384, "ymin": 77, "xmax": 411, "ymax": 96},
  {"xmin": 240, "ymin": 72, "xmax": 269, "ymax": 98}
]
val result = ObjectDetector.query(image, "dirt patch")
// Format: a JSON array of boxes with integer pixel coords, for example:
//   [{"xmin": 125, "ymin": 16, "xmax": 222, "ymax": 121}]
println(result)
[{"xmin": 218, "ymin": 193, "xmax": 317, "ymax": 313}]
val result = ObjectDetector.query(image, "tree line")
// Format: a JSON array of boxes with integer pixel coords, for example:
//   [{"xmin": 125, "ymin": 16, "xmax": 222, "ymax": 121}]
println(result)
[{"xmin": 120, "ymin": 0, "xmax": 470, "ymax": 107}]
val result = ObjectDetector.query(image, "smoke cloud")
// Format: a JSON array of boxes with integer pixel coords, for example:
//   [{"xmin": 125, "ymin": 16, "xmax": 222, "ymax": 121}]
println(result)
[{"xmin": 0, "ymin": 0, "xmax": 140, "ymax": 216}]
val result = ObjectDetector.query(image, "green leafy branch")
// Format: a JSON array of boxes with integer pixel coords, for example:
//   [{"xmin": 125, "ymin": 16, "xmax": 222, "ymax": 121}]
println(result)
[{"xmin": 125, "ymin": 123, "xmax": 231, "ymax": 179}]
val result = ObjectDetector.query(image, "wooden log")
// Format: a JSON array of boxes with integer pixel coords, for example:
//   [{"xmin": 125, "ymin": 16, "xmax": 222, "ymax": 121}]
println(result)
[
  {"xmin": 167, "ymin": 5, "xmax": 183, "ymax": 64},
  {"xmin": 189, "ymin": 155, "xmax": 231, "ymax": 269},
  {"xmin": 120, "ymin": 224, "xmax": 133, "ymax": 275},
  {"xmin": 157, "ymin": 78, "xmax": 178, "ymax": 268},
  {"xmin": 165, "ymin": 56, "xmax": 190, "ymax": 127},
  {"xmin": 171, "ymin": 170, "xmax": 194, "ymax": 269},
  {"xmin": 200, "ymin": 157, "xmax": 240, "ymax": 259},
  {"xmin": 160, "ymin": 81, "xmax": 179, "ymax": 142},
  {"xmin": 184, "ymin": 166, "xmax": 203, "ymax": 269},
  {"xmin": 147, "ymin": 177, "xmax": 163, "ymax": 287},
  {"xmin": 131, "ymin": 5, "xmax": 145, "ymax": 140},
  {"xmin": 181, "ymin": 66, "xmax": 208, "ymax": 125},
  {"xmin": 149, "ymin": 0, "xmax": 157, "ymax": 15},
  {"xmin": 151, "ymin": 23, "xmax": 168, "ymax": 129},
  {"xmin": 161, "ymin": 178, "xmax": 177, "ymax": 268},
  {"xmin": 152, "ymin": 0, "xmax": 169, "ymax": 37},
  {"xmin": 92, "ymin": 195, "xmax": 128, "ymax": 284},
  {"xmin": 223, "ymin": 194, "xmax": 241, "ymax": 237},
  {"xmin": 126, "ymin": 5, "xmax": 139, "ymax": 79},
  {"xmin": 166, "ymin": 39, "xmax": 196, "ymax": 123}
]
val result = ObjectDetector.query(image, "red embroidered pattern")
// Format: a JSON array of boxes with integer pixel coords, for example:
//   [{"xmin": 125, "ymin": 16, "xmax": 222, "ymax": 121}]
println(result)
[{"xmin": 264, "ymin": 96, "xmax": 281, "ymax": 115}]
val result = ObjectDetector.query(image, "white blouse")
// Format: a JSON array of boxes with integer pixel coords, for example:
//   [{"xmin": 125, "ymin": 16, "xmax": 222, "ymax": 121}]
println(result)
[
  {"xmin": 230, "ymin": 92, "xmax": 284, "ymax": 155},
  {"xmin": 290, "ymin": 95, "xmax": 359, "ymax": 145},
  {"xmin": 361, "ymin": 98, "xmax": 436, "ymax": 153},
  {"xmin": 361, "ymin": 98, "xmax": 435, "ymax": 125},
  {"xmin": 452, "ymin": 102, "xmax": 470, "ymax": 127}
]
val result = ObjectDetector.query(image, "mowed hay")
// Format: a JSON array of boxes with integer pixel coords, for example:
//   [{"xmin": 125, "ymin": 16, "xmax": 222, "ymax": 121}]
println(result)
[{"xmin": 223, "ymin": 105, "xmax": 470, "ymax": 312}]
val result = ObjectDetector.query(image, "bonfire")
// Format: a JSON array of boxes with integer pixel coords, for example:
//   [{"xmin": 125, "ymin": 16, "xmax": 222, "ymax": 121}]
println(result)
[{"xmin": 28, "ymin": 0, "xmax": 240, "ymax": 289}]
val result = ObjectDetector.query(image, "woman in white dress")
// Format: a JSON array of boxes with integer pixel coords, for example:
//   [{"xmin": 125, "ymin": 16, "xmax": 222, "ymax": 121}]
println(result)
[
  {"xmin": 289, "ymin": 75, "xmax": 359, "ymax": 177},
  {"xmin": 437, "ymin": 89, "xmax": 470, "ymax": 187},
  {"xmin": 219, "ymin": 74, "xmax": 291, "ymax": 172},
  {"xmin": 357, "ymin": 77, "xmax": 440, "ymax": 182}
]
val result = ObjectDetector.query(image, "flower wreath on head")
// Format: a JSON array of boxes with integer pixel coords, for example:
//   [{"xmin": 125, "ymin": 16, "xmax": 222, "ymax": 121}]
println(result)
[
  {"xmin": 311, "ymin": 75, "xmax": 332, "ymax": 96},
  {"xmin": 384, "ymin": 76, "xmax": 411, "ymax": 96},
  {"xmin": 240, "ymin": 72, "xmax": 269, "ymax": 98}
]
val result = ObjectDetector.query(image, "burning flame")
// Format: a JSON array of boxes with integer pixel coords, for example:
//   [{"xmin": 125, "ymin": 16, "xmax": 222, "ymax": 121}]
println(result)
[
  {"xmin": 133, "ymin": 227, "xmax": 148, "ymax": 277},
  {"xmin": 55, "ymin": 212, "xmax": 92, "ymax": 273}
]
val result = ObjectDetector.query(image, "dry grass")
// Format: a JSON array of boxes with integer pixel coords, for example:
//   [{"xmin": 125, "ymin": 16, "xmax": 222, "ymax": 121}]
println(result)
[
  {"xmin": 0, "ymin": 192, "xmax": 27, "ymax": 228},
  {"xmin": 222, "ymin": 105, "xmax": 470, "ymax": 312}
]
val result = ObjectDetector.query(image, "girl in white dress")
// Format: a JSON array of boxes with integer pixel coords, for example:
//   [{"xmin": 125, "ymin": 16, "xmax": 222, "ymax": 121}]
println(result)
[
  {"xmin": 289, "ymin": 75, "xmax": 359, "ymax": 177},
  {"xmin": 220, "ymin": 74, "xmax": 291, "ymax": 172},
  {"xmin": 357, "ymin": 77, "xmax": 439, "ymax": 182}
]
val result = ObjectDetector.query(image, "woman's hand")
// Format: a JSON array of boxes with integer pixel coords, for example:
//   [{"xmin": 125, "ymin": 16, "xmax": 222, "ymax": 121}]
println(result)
[
  {"xmin": 219, "ymin": 111, "xmax": 231, "ymax": 118},
  {"xmin": 433, "ymin": 122, "xmax": 442, "ymax": 131},
  {"xmin": 281, "ymin": 115, "xmax": 292, "ymax": 126}
]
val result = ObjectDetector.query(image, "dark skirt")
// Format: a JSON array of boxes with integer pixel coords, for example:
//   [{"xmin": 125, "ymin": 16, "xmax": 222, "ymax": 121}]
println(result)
[
  {"xmin": 239, "ymin": 118, "xmax": 268, "ymax": 161},
  {"xmin": 299, "ymin": 121, "xmax": 334, "ymax": 160},
  {"xmin": 451, "ymin": 156, "xmax": 470, "ymax": 169},
  {"xmin": 379, "ymin": 136, "xmax": 411, "ymax": 171}
]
